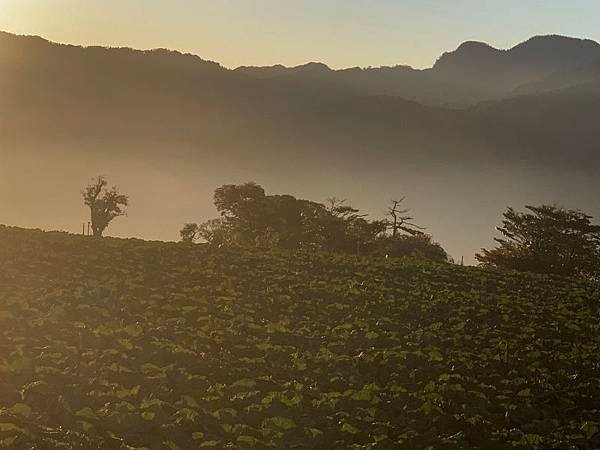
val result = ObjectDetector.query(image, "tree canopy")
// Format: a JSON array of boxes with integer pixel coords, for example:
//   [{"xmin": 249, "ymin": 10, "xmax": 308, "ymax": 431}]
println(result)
[
  {"xmin": 182, "ymin": 182, "xmax": 449, "ymax": 262},
  {"xmin": 476, "ymin": 205, "xmax": 600, "ymax": 278},
  {"xmin": 82, "ymin": 176, "xmax": 129, "ymax": 237}
]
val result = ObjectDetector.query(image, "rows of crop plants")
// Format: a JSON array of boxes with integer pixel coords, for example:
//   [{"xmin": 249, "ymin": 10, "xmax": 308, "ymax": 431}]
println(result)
[{"xmin": 0, "ymin": 226, "xmax": 598, "ymax": 449}]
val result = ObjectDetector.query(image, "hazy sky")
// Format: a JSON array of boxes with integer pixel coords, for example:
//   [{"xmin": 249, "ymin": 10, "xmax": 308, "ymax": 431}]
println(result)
[{"xmin": 1, "ymin": 0, "xmax": 599, "ymax": 69}]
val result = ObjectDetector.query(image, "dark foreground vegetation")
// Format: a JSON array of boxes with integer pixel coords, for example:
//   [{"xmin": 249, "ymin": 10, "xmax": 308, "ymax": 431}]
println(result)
[
  {"xmin": 0, "ymin": 226, "xmax": 599, "ymax": 449},
  {"xmin": 181, "ymin": 182, "xmax": 448, "ymax": 263},
  {"xmin": 82, "ymin": 177, "xmax": 600, "ymax": 279}
]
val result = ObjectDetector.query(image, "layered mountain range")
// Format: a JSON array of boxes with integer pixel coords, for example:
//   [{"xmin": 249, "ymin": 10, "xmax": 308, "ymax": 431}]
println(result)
[
  {"xmin": 237, "ymin": 35, "xmax": 600, "ymax": 106},
  {"xmin": 2, "ymin": 30, "xmax": 600, "ymax": 260}
]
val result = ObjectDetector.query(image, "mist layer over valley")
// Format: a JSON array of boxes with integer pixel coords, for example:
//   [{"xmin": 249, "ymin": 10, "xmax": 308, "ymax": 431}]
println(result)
[{"xmin": 2, "ymin": 31, "xmax": 600, "ymax": 261}]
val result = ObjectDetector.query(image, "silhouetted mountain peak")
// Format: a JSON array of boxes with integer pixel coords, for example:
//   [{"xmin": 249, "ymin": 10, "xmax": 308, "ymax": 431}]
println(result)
[
  {"xmin": 428, "ymin": 34, "xmax": 600, "ymax": 97},
  {"xmin": 513, "ymin": 34, "xmax": 599, "ymax": 51},
  {"xmin": 508, "ymin": 34, "xmax": 600, "ymax": 66},
  {"xmin": 456, "ymin": 40, "xmax": 499, "ymax": 53},
  {"xmin": 0, "ymin": 29, "xmax": 224, "ymax": 74},
  {"xmin": 433, "ymin": 41, "xmax": 502, "ymax": 72},
  {"xmin": 290, "ymin": 62, "xmax": 332, "ymax": 74}
]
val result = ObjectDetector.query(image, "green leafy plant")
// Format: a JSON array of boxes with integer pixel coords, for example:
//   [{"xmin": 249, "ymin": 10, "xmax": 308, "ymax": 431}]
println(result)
[{"xmin": 0, "ymin": 225, "xmax": 598, "ymax": 449}]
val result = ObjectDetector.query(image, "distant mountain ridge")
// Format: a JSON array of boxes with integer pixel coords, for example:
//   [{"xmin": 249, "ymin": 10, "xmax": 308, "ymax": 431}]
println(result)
[
  {"xmin": 3, "ymin": 29, "xmax": 600, "ymax": 162},
  {"xmin": 236, "ymin": 34, "xmax": 600, "ymax": 106},
  {"xmin": 4, "ymin": 30, "xmax": 600, "ymax": 107},
  {"xmin": 3, "ymin": 29, "xmax": 600, "ymax": 167}
]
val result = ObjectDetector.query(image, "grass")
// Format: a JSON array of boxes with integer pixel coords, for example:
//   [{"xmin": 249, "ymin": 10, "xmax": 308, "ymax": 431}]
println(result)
[{"xmin": 0, "ymin": 225, "xmax": 598, "ymax": 449}]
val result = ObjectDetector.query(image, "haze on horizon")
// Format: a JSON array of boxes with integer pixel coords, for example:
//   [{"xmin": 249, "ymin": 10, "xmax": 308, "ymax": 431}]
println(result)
[
  {"xmin": 4, "ymin": 3, "xmax": 600, "ymax": 265},
  {"xmin": 1, "ymin": 0, "xmax": 600, "ymax": 70}
]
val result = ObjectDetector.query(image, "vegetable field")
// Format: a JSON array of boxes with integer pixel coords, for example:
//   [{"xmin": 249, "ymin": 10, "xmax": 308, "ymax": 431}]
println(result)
[{"xmin": 0, "ymin": 226, "xmax": 598, "ymax": 449}]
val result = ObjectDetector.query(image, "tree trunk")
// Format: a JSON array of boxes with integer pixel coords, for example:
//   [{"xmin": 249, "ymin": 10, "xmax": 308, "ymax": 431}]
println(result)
[{"xmin": 90, "ymin": 206, "xmax": 103, "ymax": 237}]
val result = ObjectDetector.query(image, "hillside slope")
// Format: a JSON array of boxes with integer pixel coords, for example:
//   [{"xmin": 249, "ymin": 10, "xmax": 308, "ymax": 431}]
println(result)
[{"xmin": 0, "ymin": 226, "xmax": 598, "ymax": 448}]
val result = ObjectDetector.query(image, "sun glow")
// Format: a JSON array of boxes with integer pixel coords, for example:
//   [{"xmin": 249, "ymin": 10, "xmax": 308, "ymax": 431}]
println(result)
[{"xmin": 1, "ymin": 0, "xmax": 599, "ymax": 71}]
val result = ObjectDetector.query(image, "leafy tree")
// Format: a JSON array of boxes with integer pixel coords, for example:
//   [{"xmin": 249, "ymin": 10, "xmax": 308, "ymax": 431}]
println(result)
[
  {"xmin": 180, "ymin": 219, "xmax": 231, "ymax": 246},
  {"xmin": 262, "ymin": 195, "xmax": 326, "ymax": 249},
  {"xmin": 326, "ymin": 197, "xmax": 366, "ymax": 222},
  {"xmin": 348, "ymin": 217, "xmax": 387, "ymax": 255},
  {"xmin": 476, "ymin": 205, "xmax": 600, "ymax": 277},
  {"xmin": 82, "ymin": 176, "xmax": 128, "ymax": 237},
  {"xmin": 180, "ymin": 223, "xmax": 200, "ymax": 243},
  {"xmin": 209, "ymin": 184, "xmax": 329, "ymax": 248},
  {"xmin": 182, "ymin": 183, "xmax": 449, "ymax": 262},
  {"xmin": 214, "ymin": 182, "xmax": 267, "ymax": 243},
  {"xmin": 321, "ymin": 198, "xmax": 371, "ymax": 252}
]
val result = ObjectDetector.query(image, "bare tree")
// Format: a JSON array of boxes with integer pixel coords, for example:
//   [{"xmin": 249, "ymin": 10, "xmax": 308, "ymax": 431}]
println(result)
[
  {"xmin": 82, "ymin": 176, "xmax": 129, "ymax": 237},
  {"xmin": 386, "ymin": 197, "xmax": 424, "ymax": 237}
]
